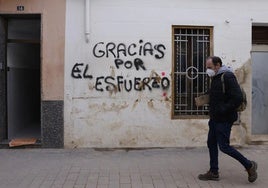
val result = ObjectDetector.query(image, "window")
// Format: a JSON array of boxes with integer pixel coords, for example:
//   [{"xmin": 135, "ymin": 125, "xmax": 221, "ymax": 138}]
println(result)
[
  {"xmin": 252, "ymin": 26, "xmax": 268, "ymax": 45},
  {"xmin": 172, "ymin": 26, "xmax": 213, "ymax": 118}
]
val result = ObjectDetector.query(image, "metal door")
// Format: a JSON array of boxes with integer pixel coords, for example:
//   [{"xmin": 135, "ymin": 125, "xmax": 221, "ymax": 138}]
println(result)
[
  {"xmin": 7, "ymin": 17, "xmax": 41, "ymax": 139},
  {"xmin": 0, "ymin": 16, "xmax": 7, "ymax": 141},
  {"xmin": 252, "ymin": 52, "xmax": 268, "ymax": 134}
]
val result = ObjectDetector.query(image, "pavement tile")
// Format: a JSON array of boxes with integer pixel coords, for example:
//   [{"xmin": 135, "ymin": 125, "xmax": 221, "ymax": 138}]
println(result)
[
  {"xmin": 0, "ymin": 146, "xmax": 267, "ymax": 188},
  {"xmin": 120, "ymin": 176, "xmax": 131, "ymax": 184},
  {"xmin": 98, "ymin": 177, "xmax": 109, "ymax": 185}
]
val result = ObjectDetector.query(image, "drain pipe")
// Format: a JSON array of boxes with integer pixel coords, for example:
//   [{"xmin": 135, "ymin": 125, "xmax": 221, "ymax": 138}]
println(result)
[{"xmin": 85, "ymin": 0, "xmax": 90, "ymax": 43}]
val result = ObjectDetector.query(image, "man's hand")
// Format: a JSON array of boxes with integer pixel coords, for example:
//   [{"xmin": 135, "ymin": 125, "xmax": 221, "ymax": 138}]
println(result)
[{"xmin": 195, "ymin": 94, "xmax": 209, "ymax": 107}]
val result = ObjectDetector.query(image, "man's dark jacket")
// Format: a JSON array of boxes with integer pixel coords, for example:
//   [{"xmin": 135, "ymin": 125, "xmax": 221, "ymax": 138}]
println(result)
[{"xmin": 209, "ymin": 67, "xmax": 243, "ymax": 123}]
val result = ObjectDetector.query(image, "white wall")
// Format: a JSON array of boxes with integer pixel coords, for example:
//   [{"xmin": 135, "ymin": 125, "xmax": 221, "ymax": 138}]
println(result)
[{"xmin": 65, "ymin": 0, "xmax": 268, "ymax": 148}]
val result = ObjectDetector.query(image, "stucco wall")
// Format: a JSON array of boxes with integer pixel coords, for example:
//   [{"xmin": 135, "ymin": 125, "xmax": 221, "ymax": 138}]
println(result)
[
  {"xmin": 65, "ymin": 0, "xmax": 268, "ymax": 148},
  {"xmin": 0, "ymin": 0, "xmax": 66, "ymax": 100}
]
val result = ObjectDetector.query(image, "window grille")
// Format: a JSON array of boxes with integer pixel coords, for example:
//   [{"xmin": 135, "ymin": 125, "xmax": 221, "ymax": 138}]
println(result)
[{"xmin": 172, "ymin": 27, "xmax": 213, "ymax": 118}]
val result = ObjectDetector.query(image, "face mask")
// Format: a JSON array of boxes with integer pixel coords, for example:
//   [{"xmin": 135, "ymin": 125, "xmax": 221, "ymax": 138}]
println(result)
[{"xmin": 206, "ymin": 69, "xmax": 216, "ymax": 77}]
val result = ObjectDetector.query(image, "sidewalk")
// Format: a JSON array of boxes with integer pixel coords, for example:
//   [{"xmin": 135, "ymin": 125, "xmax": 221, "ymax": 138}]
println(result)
[{"xmin": 0, "ymin": 145, "xmax": 267, "ymax": 188}]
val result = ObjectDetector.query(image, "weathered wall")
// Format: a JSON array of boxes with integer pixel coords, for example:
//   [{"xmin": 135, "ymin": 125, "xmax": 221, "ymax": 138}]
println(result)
[
  {"xmin": 0, "ymin": 0, "xmax": 65, "ymax": 100},
  {"xmin": 65, "ymin": 0, "xmax": 268, "ymax": 148}
]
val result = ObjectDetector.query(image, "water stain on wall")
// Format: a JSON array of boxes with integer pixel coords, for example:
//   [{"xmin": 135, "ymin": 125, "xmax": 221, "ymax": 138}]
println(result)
[
  {"xmin": 108, "ymin": 85, "xmax": 118, "ymax": 97},
  {"xmin": 89, "ymin": 102, "xmax": 129, "ymax": 114},
  {"xmin": 234, "ymin": 59, "xmax": 250, "ymax": 84},
  {"xmin": 109, "ymin": 122, "xmax": 123, "ymax": 131},
  {"xmin": 119, "ymin": 130, "xmax": 138, "ymax": 146},
  {"xmin": 137, "ymin": 70, "xmax": 162, "ymax": 90},
  {"xmin": 71, "ymin": 107, "xmax": 82, "ymax": 114},
  {"xmin": 161, "ymin": 95, "xmax": 171, "ymax": 109},
  {"xmin": 147, "ymin": 99, "xmax": 154, "ymax": 109},
  {"xmin": 90, "ymin": 137, "xmax": 103, "ymax": 146},
  {"xmin": 233, "ymin": 59, "xmax": 251, "ymax": 143},
  {"xmin": 181, "ymin": 120, "xmax": 208, "ymax": 143},
  {"xmin": 132, "ymin": 99, "xmax": 140, "ymax": 110},
  {"xmin": 119, "ymin": 137, "xmax": 137, "ymax": 146},
  {"xmin": 88, "ymin": 83, "xmax": 95, "ymax": 90},
  {"xmin": 110, "ymin": 66, "xmax": 116, "ymax": 77}
]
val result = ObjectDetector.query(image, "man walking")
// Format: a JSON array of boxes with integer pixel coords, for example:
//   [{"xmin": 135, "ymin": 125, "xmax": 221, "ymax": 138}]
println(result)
[{"xmin": 198, "ymin": 56, "xmax": 258, "ymax": 182}]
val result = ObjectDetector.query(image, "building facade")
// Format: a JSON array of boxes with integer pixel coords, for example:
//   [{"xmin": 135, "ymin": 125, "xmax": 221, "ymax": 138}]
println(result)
[{"xmin": 1, "ymin": 0, "xmax": 268, "ymax": 148}]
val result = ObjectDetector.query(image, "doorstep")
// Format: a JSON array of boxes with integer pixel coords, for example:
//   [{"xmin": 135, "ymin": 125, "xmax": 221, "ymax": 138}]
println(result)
[{"xmin": 0, "ymin": 139, "xmax": 42, "ymax": 149}]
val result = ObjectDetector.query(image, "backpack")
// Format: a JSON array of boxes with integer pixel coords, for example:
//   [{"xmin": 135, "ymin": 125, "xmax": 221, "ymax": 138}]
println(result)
[{"xmin": 221, "ymin": 73, "xmax": 247, "ymax": 112}]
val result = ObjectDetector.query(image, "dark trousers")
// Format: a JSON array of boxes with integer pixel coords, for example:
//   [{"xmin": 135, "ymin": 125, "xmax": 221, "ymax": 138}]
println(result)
[{"xmin": 207, "ymin": 119, "xmax": 252, "ymax": 173}]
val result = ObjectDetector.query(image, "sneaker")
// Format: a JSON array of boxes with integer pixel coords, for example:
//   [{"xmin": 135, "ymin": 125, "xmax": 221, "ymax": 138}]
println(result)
[
  {"xmin": 247, "ymin": 161, "xmax": 258, "ymax": 183},
  {"xmin": 198, "ymin": 171, "xmax": 219, "ymax": 181}
]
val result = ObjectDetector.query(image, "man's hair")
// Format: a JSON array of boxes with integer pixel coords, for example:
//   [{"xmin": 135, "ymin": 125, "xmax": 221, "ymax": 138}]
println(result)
[{"xmin": 207, "ymin": 56, "xmax": 222, "ymax": 66}]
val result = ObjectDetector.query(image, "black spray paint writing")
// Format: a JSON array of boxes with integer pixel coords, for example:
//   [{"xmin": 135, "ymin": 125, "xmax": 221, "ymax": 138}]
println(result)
[
  {"xmin": 71, "ymin": 63, "xmax": 170, "ymax": 92},
  {"xmin": 114, "ymin": 58, "xmax": 146, "ymax": 71},
  {"xmin": 72, "ymin": 40, "xmax": 168, "ymax": 93},
  {"xmin": 71, "ymin": 63, "xmax": 93, "ymax": 79},
  {"xmin": 93, "ymin": 40, "xmax": 166, "ymax": 59},
  {"xmin": 95, "ymin": 76, "xmax": 170, "ymax": 92}
]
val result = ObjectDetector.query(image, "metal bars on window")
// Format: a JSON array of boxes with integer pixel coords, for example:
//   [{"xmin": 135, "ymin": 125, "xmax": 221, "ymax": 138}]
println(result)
[{"xmin": 173, "ymin": 27, "xmax": 211, "ymax": 117}]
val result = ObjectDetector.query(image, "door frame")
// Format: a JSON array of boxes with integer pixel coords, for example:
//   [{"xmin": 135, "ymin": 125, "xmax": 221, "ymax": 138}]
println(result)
[
  {"xmin": 250, "ymin": 46, "xmax": 268, "ymax": 142},
  {"xmin": 0, "ymin": 15, "xmax": 7, "ymax": 141},
  {"xmin": 0, "ymin": 13, "xmax": 42, "ymax": 143}
]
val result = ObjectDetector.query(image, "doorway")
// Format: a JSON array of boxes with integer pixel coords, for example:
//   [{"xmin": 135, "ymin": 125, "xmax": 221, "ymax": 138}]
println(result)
[{"xmin": 0, "ymin": 14, "xmax": 41, "ymax": 140}]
